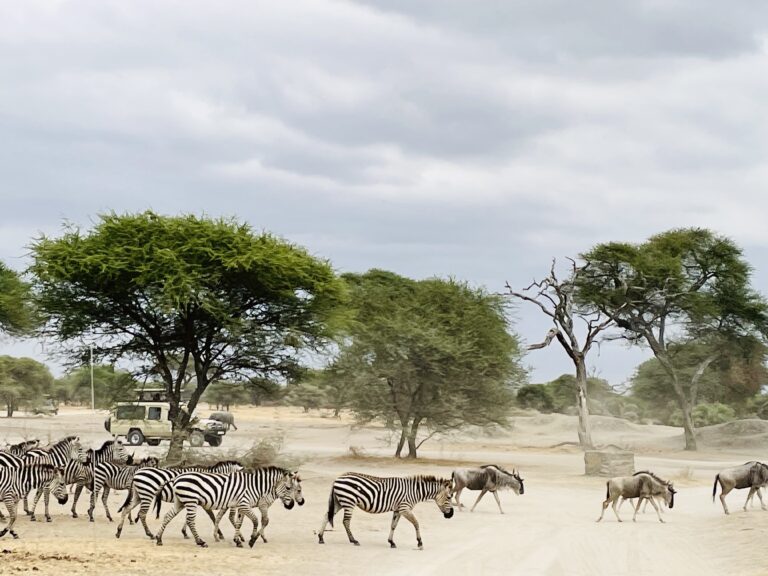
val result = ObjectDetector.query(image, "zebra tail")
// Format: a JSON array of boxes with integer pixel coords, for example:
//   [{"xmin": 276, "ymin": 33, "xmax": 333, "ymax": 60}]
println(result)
[
  {"xmin": 712, "ymin": 474, "xmax": 720, "ymax": 502},
  {"xmin": 154, "ymin": 480, "xmax": 170, "ymax": 519},
  {"xmin": 117, "ymin": 485, "xmax": 133, "ymax": 513},
  {"xmin": 327, "ymin": 488, "xmax": 338, "ymax": 528}
]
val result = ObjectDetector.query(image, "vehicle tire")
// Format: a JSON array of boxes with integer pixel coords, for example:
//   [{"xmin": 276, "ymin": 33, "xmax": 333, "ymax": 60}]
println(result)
[
  {"xmin": 189, "ymin": 430, "xmax": 205, "ymax": 447},
  {"xmin": 127, "ymin": 430, "xmax": 145, "ymax": 446},
  {"xmin": 206, "ymin": 436, "xmax": 222, "ymax": 447},
  {"xmin": 146, "ymin": 439, "xmax": 161, "ymax": 446}
]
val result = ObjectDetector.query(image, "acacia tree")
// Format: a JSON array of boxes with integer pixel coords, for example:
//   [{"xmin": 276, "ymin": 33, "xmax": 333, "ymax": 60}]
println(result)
[
  {"xmin": 507, "ymin": 260, "xmax": 615, "ymax": 449},
  {"xmin": 333, "ymin": 270, "xmax": 524, "ymax": 458},
  {"xmin": 578, "ymin": 228, "xmax": 768, "ymax": 450},
  {"xmin": 0, "ymin": 261, "xmax": 35, "ymax": 337},
  {"xmin": 30, "ymin": 212, "xmax": 345, "ymax": 460},
  {"xmin": 0, "ymin": 356, "xmax": 54, "ymax": 417}
]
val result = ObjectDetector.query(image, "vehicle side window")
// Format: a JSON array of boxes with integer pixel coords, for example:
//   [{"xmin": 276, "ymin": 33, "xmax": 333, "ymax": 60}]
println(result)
[
  {"xmin": 116, "ymin": 405, "xmax": 146, "ymax": 420},
  {"xmin": 148, "ymin": 407, "xmax": 162, "ymax": 421}
]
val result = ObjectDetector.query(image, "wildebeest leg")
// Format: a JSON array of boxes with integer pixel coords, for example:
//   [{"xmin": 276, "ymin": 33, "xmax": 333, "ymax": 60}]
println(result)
[
  {"xmin": 611, "ymin": 496, "xmax": 623, "ymax": 522},
  {"xmin": 491, "ymin": 490, "xmax": 504, "ymax": 514},
  {"xmin": 632, "ymin": 497, "xmax": 643, "ymax": 522},
  {"xmin": 596, "ymin": 496, "xmax": 611, "ymax": 522},
  {"xmin": 470, "ymin": 489, "xmax": 488, "ymax": 512},
  {"xmin": 387, "ymin": 511, "xmax": 401, "ymax": 548},
  {"xmin": 647, "ymin": 495, "xmax": 664, "ymax": 523},
  {"xmin": 400, "ymin": 510, "xmax": 423, "ymax": 549},
  {"xmin": 757, "ymin": 487, "xmax": 767, "ymax": 511},
  {"xmin": 454, "ymin": 487, "xmax": 465, "ymax": 510},
  {"xmin": 720, "ymin": 486, "xmax": 731, "ymax": 515}
]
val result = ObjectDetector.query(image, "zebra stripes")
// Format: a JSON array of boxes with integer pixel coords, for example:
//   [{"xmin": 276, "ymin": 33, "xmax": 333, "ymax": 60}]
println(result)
[
  {"xmin": 5, "ymin": 440, "xmax": 39, "ymax": 456},
  {"xmin": 317, "ymin": 473, "xmax": 454, "ymax": 549},
  {"xmin": 154, "ymin": 467, "xmax": 299, "ymax": 548},
  {"xmin": 0, "ymin": 464, "xmax": 68, "ymax": 538},
  {"xmin": 23, "ymin": 436, "xmax": 84, "ymax": 521},
  {"xmin": 88, "ymin": 457, "xmax": 159, "ymax": 522},
  {"xmin": 115, "ymin": 460, "xmax": 243, "ymax": 539}
]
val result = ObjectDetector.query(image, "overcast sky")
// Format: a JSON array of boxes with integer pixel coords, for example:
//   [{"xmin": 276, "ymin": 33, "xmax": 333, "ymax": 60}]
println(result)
[{"xmin": 2, "ymin": 1, "xmax": 768, "ymax": 384}]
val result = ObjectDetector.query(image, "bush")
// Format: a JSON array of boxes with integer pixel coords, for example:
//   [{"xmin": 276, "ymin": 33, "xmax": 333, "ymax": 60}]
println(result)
[
  {"xmin": 668, "ymin": 402, "xmax": 737, "ymax": 427},
  {"xmin": 516, "ymin": 384, "xmax": 554, "ymax": 413}
]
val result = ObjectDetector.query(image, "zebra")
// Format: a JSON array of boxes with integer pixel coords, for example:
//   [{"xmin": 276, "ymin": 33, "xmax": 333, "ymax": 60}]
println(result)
[
  {"xmin": 154, "ymin": 466, "xmax": 298, "ymax": 548},
  {"xmin": 0, "ymin": 452, "xmax": 25, "ymax": 519},
  {"xmin": 23, "ymin": 436, "xmax": 85, "ymax": 521},
  {"xmin": 0, "ymin": 464, "xmax": 68, "ymax": 537},
  {"xmin": 212, "ymin": 469, "xmax": 304, "ymax": 546},
  {"xmin": 317, "ymin": 473, "xmax": 454, "ymax": 549},
  {"xmin": 114, "ymin": 460, "xmax": 243, "ymax": 539},
  {"xmin": 63, "ymin": 458, "xmax": 94, "ymax": 518},
  {"xmin": 88, "ymin": 457, "xmax": 159, "ymax": 522},
  {"xmin": 4, "ymin": 440, "xmax": 39, "ymax": 456}
]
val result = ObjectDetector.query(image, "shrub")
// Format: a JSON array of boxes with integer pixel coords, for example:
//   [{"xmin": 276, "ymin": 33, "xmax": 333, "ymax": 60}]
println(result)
[
  {"xmin": 516, "ymin": 384, "xmax": 554, "ymax": 413},
  {"xmin": 669, "ymin": 402, "xmax": 737, "ymax": 427}
]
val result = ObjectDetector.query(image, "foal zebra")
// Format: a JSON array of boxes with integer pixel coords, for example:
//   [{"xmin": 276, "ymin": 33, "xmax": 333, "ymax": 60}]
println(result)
[
  {"xmin": 115, "ymin": 460, "xmax": 243, "ymax": 539},
  {"xmin": 0, "ymin": 464, "xmax": 68, "ymax": 538},
  {"xmin": 4, "ymin": 440, "xmax": 39, "ymax": 456},
  {"xmin": 88, "ymin": 457, "xmax": 160, "ymax": 522},
  {"xmin": 154, "ymin": 467, "xmax": 299, "ymax": 548},
  {"xmin": 23, "ymin": 436, "xmax": 85, "ymax": 521},
  {"xmin": 317, "ymin": 473, "xmax": 454, "ymax": 549}
]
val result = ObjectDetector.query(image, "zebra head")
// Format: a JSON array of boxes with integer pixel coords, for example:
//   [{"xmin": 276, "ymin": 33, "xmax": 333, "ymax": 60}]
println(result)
[
  {"xmin": 276, "ymin": 471, "xmax": 296, "ymax": 510},
  {"xmin": 289, "ymin": 471, "xmax": 305, "ymax": 507},
  {"xmin": 51, "ymin": 468, "xmax": 69, "ymax": 505},
  {"xmin": 435, "ymin": 478, "xmax": 454, "ymax": 519},
  {"xmin": 66, "ymin": 437, "xmax": 87, "ymax": 463},
  {"xmin": 111, "ymin": 440, "xmax": 130, "ymax": 463}
]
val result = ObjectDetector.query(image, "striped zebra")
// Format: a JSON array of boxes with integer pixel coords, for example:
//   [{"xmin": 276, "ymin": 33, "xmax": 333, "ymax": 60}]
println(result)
[
  {"xmin": 213, "ymin": 469, "xmax": 304, "ymax": 546},
  {"xmin": 317, "ymin": 473, "xmax": 454, "ymax": 549},
  {"xmin": 0, "ymin": 464, "xmax": 68, "ymax": 538},
  {"xmin": 63, "ymin": 458, "xmax": 94, "ymax": 518},
  {"xmin": 0, "ymin": 452, "xmax": 25, "ymax": 519},
  {"xmin": 23, "ymin": 436, "xmax": 85, "ymax": 521},
  {"xmin": 114, "ymin": 460, "xmax": 243, "ymax": 539},
  {"xmin": 4, "ymin": 440, "xmax": 39, "ymax": 456},
  {"xmin": 154, "ymin": 467, "xmax": 299, "ymax": 548},
  {"xmin": 88, "ymin": 456, "xmax": 159, "ymax": 522}
]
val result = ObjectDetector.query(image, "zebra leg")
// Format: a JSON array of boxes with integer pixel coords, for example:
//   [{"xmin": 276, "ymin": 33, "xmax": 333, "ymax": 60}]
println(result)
[
  {"xmin": 212, "ymin": 507, "xmax": 228, "ymax": 544},
  {"xmin": 204, "ymin": 506, "xmax": 224, "ymax": 540},
  {"xmin": 491, "ymin": 490, "xmax": 504, "ymax": 514},
  {"xmin": 184, "ymin": 503, "xmax": 207, "ymax": 548},
  {"xmin": 387, "ymin": 512, "xmax": 401, "ymax": 548},
  {"xmin": 101, "ymin": 485, "xmax": 114, "ymax": 521},
  {"xmin": 469, "ymin": 489, "xmax": 488, "ymax": 512},
  {"xmin": 155, "ymin": 501, "xmax": 184, "ymax": 546},
  {"xmin": 29, "ymin": 487, "xmax": 44, "ymax": 522},
  {"xmin": 43, "ymin": 485, "xmax": 52, "ymax": 522},
  {"xmin": 139, "ymin": 501, "xmax": 156, "ymax": 539},
  {"xmin": 71, "ymin": 483, "xmax": 85, "ymax": 518},
  {"xmin": 256, "ymin": 503, "xmax": 269, "ymax": 543},
  {"xmin": 239, "ymin": 507, "xmax": 260, "ymax": 548},
  {"xmin": 23, "ymin": 489, "xmax": 31, "ymax": 516},
  {"xmin": 116, "ymin": 489, "xmax": 141, "ymax": 538},
  {"xmin": 88, "ymin": 481, "xmax": 100, "ymax": 522},
  {"xmin": 342, "ymin": 508, "xmax": 359, "ymax": 546},
  {"xmin": 0, "ymin": 498, "xmax": 19, "ymax": 539},
  {"xmin": 400, "ymin": 510, "xmax": 423, "ymax": 549}
]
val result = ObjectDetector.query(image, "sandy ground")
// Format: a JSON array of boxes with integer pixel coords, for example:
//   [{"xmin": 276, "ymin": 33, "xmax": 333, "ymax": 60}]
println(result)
[{"xmin": 0, "ymin": 406, "xmax": 766, "ymax": 576}]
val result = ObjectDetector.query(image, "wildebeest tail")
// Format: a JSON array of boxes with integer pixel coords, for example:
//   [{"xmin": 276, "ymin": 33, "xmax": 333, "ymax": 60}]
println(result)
[
  {"xmin": 605, "ymin": 481, "xmax": 610, "ymax": 500},
  {"xmin": 712, "ymin": 474, "xmax": 720, "ymax": 502}
]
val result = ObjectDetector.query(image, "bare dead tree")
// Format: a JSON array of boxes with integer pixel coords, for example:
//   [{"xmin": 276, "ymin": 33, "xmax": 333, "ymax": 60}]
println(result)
[{"xmin": 506, "ymin": 259, "xmax": 616, "ymax": 449}]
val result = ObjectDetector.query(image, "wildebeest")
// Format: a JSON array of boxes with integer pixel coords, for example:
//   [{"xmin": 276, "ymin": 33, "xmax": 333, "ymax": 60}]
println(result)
[
  {"xmin": 619, "ymin": 471, "xmax": 670, "ymax": 514},
  {"xmin": 451, "ymin": 464, "xmax": 524, "ymax": 514},
  {"xmin": 712, "ymin": 461, "xmax": 768, "ymax": 515},
  {"xmin": 597, "ymin": 472, "xmax": 676, "ymax": 523}
]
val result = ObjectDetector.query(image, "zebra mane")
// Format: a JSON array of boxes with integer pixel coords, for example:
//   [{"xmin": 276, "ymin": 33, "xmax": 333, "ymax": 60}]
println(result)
[
  {"xmin": 210, "ymin": 460, "xmax": 242, "ymax": 468},
  {"xmin": 410, "ymin": 474, "xmax": 450, "ymax": 485},
  {"xmin": 93, "ymin": 440, "xmax": 116, "ymax": 453},
  {"xmin": 24, "ymin": 463, "xmax": 60, "ymax": 472}
]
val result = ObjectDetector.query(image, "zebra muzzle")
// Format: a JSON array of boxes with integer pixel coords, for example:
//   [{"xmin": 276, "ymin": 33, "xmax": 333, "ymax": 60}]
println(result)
[
  {"xmin": 283, "ymin": 500, "xmax": 295, "ymax": 510},
  {"xmin": 443, "ymin": 508, "xmax": 454, "ymax": 519}
]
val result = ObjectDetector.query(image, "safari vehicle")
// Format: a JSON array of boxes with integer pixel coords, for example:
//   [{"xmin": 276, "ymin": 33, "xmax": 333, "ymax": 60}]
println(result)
[
  {"xmin": 30, "ymin": 396, "xmax": 58, "ymax": 416},
  {"xmin": 104, "ymin": 389, "xmax": 227, "ymax": 447}
]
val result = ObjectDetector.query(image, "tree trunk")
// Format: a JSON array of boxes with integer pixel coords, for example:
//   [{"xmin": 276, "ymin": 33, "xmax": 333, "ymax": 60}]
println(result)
[
  {"xmin": 677, "ymin": 393, "xmax": 697, "ymax": 451},
  {"xmin": 574, "ymin": 361, "xmax": 594, "ymax": 449},
  {"xmin": 406, "ymin": 417, "xmax": 422, "ymax": 459},
  {"xmin": 165, "ymin": 410, "xmax": 191, "ymax": 463},
  {"xmin": 394, "ymin": 426, "xmax": 407, "ymax": 458},
  {"xmin": 6, "ymin": 404, "xmax": 12, "ymax": 418}
]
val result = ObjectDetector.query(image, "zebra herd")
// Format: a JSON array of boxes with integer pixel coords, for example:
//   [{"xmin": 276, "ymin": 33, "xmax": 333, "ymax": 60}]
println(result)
[{"xmin": 2, "ymin": 435, "xmax": 768, "ymax": 552}]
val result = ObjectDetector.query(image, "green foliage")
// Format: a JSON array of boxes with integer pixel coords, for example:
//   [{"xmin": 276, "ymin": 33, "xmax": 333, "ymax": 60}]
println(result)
[
  {"xmin": 0, "ymin": 262, "xmax": 36, "ymax": 336},
  {"xmin": 283, "ymin": 381, "xmax": 326, "ymax": 412},
  {"xmin": 516, "ymin": 384, "xmax": 554, "ymax": 413},
  {"xmin": 669, "ymin": 403, "xmax": 736, "ymax": 427},
  {"xmin": 545, "ymin": 374, "xmax": 612, "ymax": 413},
  {"xmin": 332, "ymin": 270, "xmax": 525, "ymax": 457},
  {"xmin": 54, "ymin": 364, "xmax": 136, "ymax": 408},
  {"xmin": 578, "ymin": 228, "xmax": 768, "ymax": 449},
  {"xmin": 0, "ymin": 356, "xmax": 54, "ymax": 417},
  {"xmin": 201, "ymin": 381, "xmax": 251, "ymax": 410},
  {"xmin": 30, "ymin": 211, "xmax": 346, "ymax": 459}
]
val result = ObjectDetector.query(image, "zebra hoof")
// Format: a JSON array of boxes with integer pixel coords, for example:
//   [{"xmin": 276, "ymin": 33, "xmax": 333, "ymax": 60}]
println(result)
[
  {"xmin": 248, "ymin": 537, "xmax": 256, "ymax": 548},
  {"xmin": 72, "ymin": 513, "xmax": 78, "ymax": 519},
  {"xmin": 45, "ymin": 516, "xmax": 52, "ymax": 523},
  {"xmin": 388, "ymin": 540, "xmax": 396, "ymax": 548},
  {"xmin": 11, "ymin": 532, "xmax": 18, "ymax": 539},
  {"xmin": 0, "ymin": 529, "xmax": 7, "ymax": 538},
  {"xmin": 30, "ymin": 516, "xmax": 36, "ymax": 522},
  {"xmin": 156, "ymin": 538, "xmax": 163, "ymax": 546},
  {"xmin": 115, "ymin": 529, "xmax": 122, "ymax": 539},
  {"xmin": 351, "ymin": 540, "xmax": 360, "ymax": 546},
  {"xmin": 197, "ymin": 541, "xmax": 208, "ymax": 548}
]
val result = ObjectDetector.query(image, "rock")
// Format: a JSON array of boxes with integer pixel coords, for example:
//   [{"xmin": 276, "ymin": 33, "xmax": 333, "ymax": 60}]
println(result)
[{"xmin": 584, "ymin": 448, "xmax": 635, "ymax": 477}]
